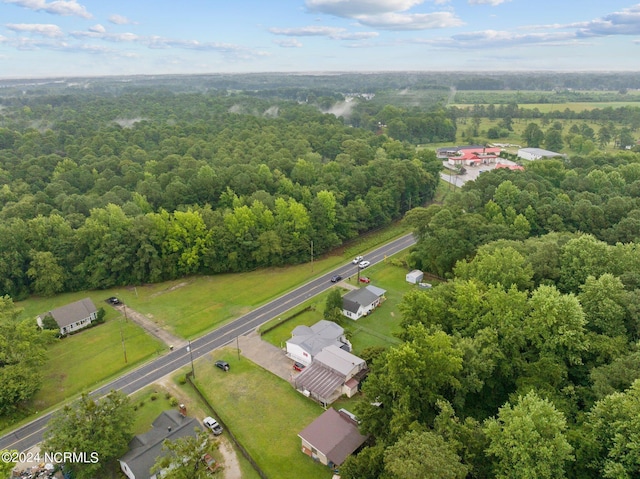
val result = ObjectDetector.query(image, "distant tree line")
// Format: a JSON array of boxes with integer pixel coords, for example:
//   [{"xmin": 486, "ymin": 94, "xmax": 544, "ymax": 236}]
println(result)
[{"xmin": 0, "ymin": 91, "xmax": 443, "ymax": 299}]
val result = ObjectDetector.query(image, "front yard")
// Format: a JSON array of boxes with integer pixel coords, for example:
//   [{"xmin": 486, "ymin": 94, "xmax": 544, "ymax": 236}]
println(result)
[
  {"xmin": 193, "ymin": 350, "xmax": 332, "ymax": 479},
  {"xmin": 259, "ymin": 256, "xmax": 419, "ymax": 355}
]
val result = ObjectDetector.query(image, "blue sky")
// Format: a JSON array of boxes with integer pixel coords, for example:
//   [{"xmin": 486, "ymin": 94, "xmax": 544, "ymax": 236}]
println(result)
[{"xmin": 1, "ymin": 0, "xmax": 640, "ymax": 78}]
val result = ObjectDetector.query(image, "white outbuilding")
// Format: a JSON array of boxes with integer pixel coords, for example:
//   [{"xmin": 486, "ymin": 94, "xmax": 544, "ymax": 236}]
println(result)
[{"xmin": 406, "ymin": 269, "xmax": 424, "ymax": 284}]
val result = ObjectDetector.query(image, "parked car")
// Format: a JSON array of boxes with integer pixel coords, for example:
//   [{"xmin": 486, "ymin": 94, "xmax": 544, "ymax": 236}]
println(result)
[
  {"xmin": 215, "ymin": 360, "xmax": 230, "ymax": 372},
  {"xmin": 203, "ymin": 416, "xmax": 223, "ymax": 435},
  {"xmin": 330, "ymin": 275, "xmax": 342, "ymax": 283},
  {"xmin": 359, "ymin": 276, "xmax": 371, "ymax": 284},
  {"xmin": 106, "ymin": 297, "xmax": 120, "ymax": 305},
  {"xmin": 293, "ymin": 361, "xmax": 306, "ymax": 372},
  {"xmin": 352, "ymin": 255, "xmax": 364, "ymax": 264},
  {"xmin": 358, "ymin": 260, "xmax": 371, "ymax": 269}
]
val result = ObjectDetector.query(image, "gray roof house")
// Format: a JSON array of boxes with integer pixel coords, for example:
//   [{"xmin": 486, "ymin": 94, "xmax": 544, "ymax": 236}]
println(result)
[
  {"xmin": 294, "ymin": 345, "xmax": 368, "ymax": 406},
  {"xmin": 119, "ymin": 410, "xmax": 201, "ymax": 479},
  {"xmin": 342, "ymin": 285, "xmax": 386, "ymax": 320},
  {"xmin": 298, "ymin": 408, "xmax": 368, "ymax": 468},
  {"xmin": 286, "ymin": 320, "xmax": 352, "ymax": 366},
  {"xmin": 36, "ymin": 297, "xmax": 98, "ymax": 336}
]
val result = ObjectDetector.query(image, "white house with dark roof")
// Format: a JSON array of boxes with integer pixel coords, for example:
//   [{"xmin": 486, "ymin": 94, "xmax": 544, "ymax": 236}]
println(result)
[
  {"xmin": 119, "ymin": 410, "xmax": 201, "ymax": 479},
  {"xmin": 342, "ymin": 285, "xmax": 386, "ymax": 320},
  {"xmin": 286, "ymin": 320, "xmax": 352, "ymax": 367},
  {"xmin": 298, "ymin": 408, "xmax": 368, "ymax": 468},
  {"xmin": 36, "ymin": 297, "xmax": 98, "ymax": 336},
  {"xmin": 294, "ymin": 345, "xmax": 368, "ymax": 406}
]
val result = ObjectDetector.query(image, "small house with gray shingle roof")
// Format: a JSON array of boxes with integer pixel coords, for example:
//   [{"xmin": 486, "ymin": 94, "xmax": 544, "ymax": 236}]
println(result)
[
  {"xmin": 119, "ymin": 410, "xmax": 201, "ymax": 479},
  {"xmin": 341, "ymin": 285, "xmax": 386, "ymax": 320},
  {"xmin": 36, "ymin": 297, "xmax": 98, "ymax": 336}
]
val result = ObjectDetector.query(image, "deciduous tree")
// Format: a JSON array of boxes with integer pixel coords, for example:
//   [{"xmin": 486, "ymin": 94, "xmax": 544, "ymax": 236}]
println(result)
[{"xmin": 43, "ymin": 390, "xmax": 134, "ymax": 479}]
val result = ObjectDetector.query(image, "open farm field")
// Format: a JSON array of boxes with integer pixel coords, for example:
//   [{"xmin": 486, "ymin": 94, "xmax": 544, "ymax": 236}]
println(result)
[{"xmin": 452, "ymin": 89, "xmax": 640, "ymax": 105}]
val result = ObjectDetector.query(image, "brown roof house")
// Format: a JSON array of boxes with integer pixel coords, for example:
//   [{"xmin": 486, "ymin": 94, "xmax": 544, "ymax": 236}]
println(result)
[
  {"xmin": 36, "ymin": 297, "xmax": 98, "ymax": 336},
  {"xmin": 119, "ymin": 409, "xmax": 201, "ymax": 479},
  {"xmin": 298, "ymin": 408, "xmax": 368, "ymax": 468},
  {"xmin": 294, "ymin": 345, "xmax": 367, "ymax": 407}
]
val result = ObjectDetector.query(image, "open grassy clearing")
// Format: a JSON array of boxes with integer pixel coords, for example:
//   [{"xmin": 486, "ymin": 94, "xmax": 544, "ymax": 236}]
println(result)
[
  {"xmin": 193, "ymin": 350, "xmax": 331, "ymax": 479},
  {"xmin": 260, "ymin": 254, "xmax": 426, "ymax": 355},
  {"xmin": 8, "ymin": 222, "xmax": 411, "ymax": 433},
  {"xmin": 77, "ymin": 221, "xmax": 411, "ymax": 340},
  {"xmin": 452, "ymin": 89, "xmax": 640, "ymax": 105}
]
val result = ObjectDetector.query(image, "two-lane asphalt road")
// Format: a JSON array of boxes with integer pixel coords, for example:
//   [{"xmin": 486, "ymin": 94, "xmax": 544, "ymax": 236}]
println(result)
[{"xmin": 0, "ymin": 233, "xmax": 416, "ymax": 453}]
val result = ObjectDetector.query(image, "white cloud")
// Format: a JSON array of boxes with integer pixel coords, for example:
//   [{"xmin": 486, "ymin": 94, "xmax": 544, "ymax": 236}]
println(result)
[
  {"xmin": 3, "ymin": 0, "xmax": 92, "ymax": 19},
  {"xmin": 468, "ymin": 0, "xmax": 510, "ymax": 5},
  {"xmin": 274, "ymin": 38, "xmax": 303, "ymax": 48},
  {"xmin": 355, "ymin": 11, "xmax": 463, "ymax": 30},
  {"xmin": 6, "ymin": 23, "xmax": 64, "ymax": 37},
  {"xmin": 70, "ymin": 29, "xmax": 139, "ymax": 42},
  {"xmin": 109, "ymin": 14, "xmax": 136, "ymax": 25},
  {"xmin": 304, "ymin": 0, "xmax": 462, "ymax": 31},
  {"xmin": 421, "ymin": 29, "xmax": 579, "ymax": 49},
  {"xmin": 576, "ymin": 4, "xmax": 640, "ymax": 37},
  {"xmin": 269, "ymin": 25, "xmax": 379, "ymax": 40},
  {"xmin": 305, "ymin": 0, "xmax": 424, "ymax": 17}
]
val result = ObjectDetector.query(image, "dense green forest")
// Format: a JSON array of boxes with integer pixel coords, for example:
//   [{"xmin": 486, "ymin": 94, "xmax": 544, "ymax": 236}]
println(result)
[
  {"xmin": 0, "ymin": 89, "xmax": 448, "ymax": 299},
  {"xmin": 2, "ymin": 74, "xmax": 640, "ymax": 478},
  {"xmin": 343, "ymin": 156, "xmax": 640, "ymax": 478}
]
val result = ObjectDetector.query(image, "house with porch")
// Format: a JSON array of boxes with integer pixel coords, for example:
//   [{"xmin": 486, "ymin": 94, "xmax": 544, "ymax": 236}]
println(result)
[
  {"xmin": 342, "ymin": 285, "xmax": 386, "ymax": 320},
  {"xmin": 36, "ymin": 297, "xmax": 98, "ymax": 336},
  {"xmin": 298, "ymin": 408, "xmax": 368, "ymax": 468},
  {"xmin": 293, "ymin": 345, "xmax": 368, "ymax": 406}
]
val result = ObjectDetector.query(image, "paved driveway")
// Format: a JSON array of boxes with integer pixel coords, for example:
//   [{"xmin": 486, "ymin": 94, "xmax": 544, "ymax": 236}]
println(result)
[{"xmin": 238, "ymin": 331, "xmax": 297, "ymax": 382}]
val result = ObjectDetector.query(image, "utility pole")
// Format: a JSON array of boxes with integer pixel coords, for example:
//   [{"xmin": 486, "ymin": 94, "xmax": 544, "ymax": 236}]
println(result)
[
  {"xmin": 119, "ymin": 319, "xmax": 127, "ymax": 364},
  {"xmin": 310, "ymin": 240, "xmax": 314, "ymax": 272},
  {"xmin": 187, "ymin": 339, "xmax": 195, "ymax": 378}
]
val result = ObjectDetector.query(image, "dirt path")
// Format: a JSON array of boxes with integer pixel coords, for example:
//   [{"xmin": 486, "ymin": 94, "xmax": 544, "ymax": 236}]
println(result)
[
  {"xmin": 154, "ymin": 377, "xmax": 243, "ymax": 479},
  {"xmin": 112, "ymin": 303, "xmax": 187, "ymax": 349}
]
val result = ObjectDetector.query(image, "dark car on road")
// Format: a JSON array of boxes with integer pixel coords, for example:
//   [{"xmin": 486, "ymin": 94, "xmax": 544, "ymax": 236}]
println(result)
[
  {"xmin": 215, "ymin": 360, "xmax": 230, "ymax": 371},
  {"xmin": 330, "ymin": 275, "xmax": 342, "ymax": 282}
]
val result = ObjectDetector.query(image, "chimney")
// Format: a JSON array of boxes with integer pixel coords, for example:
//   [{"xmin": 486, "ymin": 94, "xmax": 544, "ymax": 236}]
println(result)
[
  {"xmin": 167, "ymin": 426, "xmax": 172, "ymax": 432},
  {"xmin": 179, "ymin": 404, "xmax": 187, "ymax": 417}
]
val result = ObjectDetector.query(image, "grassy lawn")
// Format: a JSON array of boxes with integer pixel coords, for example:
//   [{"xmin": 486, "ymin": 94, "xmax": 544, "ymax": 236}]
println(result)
[
  {"xmin": 31, "ymin": 317, "xmax": 164, "ymax": 411},
  {"xmin": 127, "ymin": 376, "xmax": 263, "ymax": 479},
  {"xmin": 88, "ymin": 221, "xmax": 411, "ymax": 340},
  {"xmin": 193, "ymin": 350, "xmax": 333, "ymax": 479},
  {"xmin": 259, "ymin": 254, "xmax": 425, "ymax": 355}
]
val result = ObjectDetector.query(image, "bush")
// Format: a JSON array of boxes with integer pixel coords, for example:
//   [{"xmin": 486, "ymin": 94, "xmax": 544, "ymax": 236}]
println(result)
[{"xmin": 169, "ymin": 397, "xmax": 179, "ymax": 407}]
